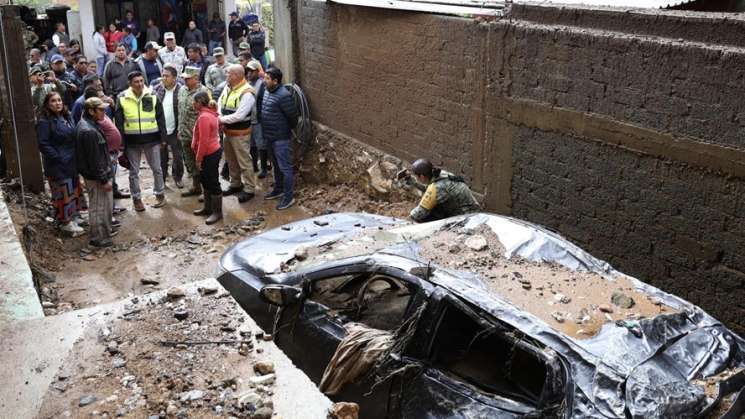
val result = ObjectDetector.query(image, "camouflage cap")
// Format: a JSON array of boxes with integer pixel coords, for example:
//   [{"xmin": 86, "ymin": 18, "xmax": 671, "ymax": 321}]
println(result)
[
  {"xmin": 246, "ymin": 60, "xmax": 261, "ymax": 71},
  {"xmin": 212, "ymin": 47, "xmax": 225, "ymax": 56},
  {"xmin": 238, "ymin": 41, "xmax": 250, "ymax": 50},
  {"xmin": 28, "ymin": 65, "xmax": 43, "ymax": 76},
  {"xmin": 182, "ymin": 66, "xmax": 200, "ymax": 79}
]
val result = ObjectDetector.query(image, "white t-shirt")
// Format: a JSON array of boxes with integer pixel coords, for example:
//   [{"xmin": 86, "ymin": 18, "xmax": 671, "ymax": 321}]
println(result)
[{"xmin": 163, "ymin": 87, "xmax": 176, "ymax": 135}]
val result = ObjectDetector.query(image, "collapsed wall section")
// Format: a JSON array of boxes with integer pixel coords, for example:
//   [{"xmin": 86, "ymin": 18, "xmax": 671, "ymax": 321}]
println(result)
[{"xmin": 295, "ymin": 0, "xmax": 745, "ymax": 334}]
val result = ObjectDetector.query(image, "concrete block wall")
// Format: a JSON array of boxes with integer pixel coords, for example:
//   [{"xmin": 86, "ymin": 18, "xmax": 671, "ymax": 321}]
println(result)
[{"xmin": 295, "ymin": 0, "xmax": 745, "ymax": 334}]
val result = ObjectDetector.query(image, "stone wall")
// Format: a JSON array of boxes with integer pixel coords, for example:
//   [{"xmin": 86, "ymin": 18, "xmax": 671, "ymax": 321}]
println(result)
[{"xmin": 294, "ymin": 1, "xmax": 745, "ymax": 334}]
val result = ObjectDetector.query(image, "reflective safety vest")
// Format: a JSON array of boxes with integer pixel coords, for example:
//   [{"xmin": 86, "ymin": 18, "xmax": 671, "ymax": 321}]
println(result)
[
  {"xmin": 119, "ymin": 87, "xmax": 159, "ymax": 136},
  {"xmin": 219, "ymin": 79, "xmax": 254, "ymax": 135}
]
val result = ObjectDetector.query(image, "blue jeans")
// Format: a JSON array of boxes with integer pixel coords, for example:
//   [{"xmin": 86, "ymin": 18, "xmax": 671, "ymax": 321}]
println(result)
[
  {"xmin": 96, "ymin": 55, "xmax": 107, "ymax": 77},
  {"xmin": 269, "ymin": 139, "xmax": 293, "ymax": 201},
  {"xmin": 208, "ymin": 40, "xmax": 222, "ymax": 55}
]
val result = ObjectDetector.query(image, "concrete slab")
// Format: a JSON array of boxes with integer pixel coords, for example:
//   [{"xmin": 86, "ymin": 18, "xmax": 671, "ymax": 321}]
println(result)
[
  {"xmin": 0, "ymin": 197, "xmax": 43, "ymax": 325},
  {"xmin": 0, "ymin": 278, "xmax": 332, "ymax": 419}
]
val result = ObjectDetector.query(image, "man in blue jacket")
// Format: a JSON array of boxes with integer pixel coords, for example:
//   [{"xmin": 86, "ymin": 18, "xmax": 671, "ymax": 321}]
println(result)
[{"xmin": 261, "ymin": 67, "xmax": 297, "ymax": 210}]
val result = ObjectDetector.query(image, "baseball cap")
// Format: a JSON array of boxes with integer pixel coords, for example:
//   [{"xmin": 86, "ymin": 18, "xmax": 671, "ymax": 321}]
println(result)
[
  {"xmin": 238, "ymin": 41, "xmax": 249, "ymax": 50},
  {"xmin": 164, "ymin": 32, "xmax": 175, "ymax": 41},
  {"xmin": 246, "ymin": 60, "xmax": 261, "ymax": 71},
  {"xmin": 144, "ymin": 41, "xmax": 160, "ymax": 50},
  {"xmin": 212, "ymin": 47, "xmax": 225, "ymax": 56},
  {"xmin": 28, "ymin": 66, "xmax": 43, "ymax": 76},
  {"xmin": 84, "ymin": 97, "xmax": 109, "ymax": 110},
  {"xmin": 230, "ymin": 11, "xmax": 239, "ymax": 16},
  {"xmin": 50, "ymin": 54, "xmax": 64, "ymax": 63},
  {"xmin": 182, "ymin": 66, "xmax": 200, "ymax": 79}
]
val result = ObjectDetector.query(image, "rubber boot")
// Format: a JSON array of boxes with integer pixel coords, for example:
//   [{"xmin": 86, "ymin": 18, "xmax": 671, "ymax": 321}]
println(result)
[
  {"xmin": 221, "ymin": 162, "xmax": 230, "ymax": 180},
  {"xmin": 181, "ymin": 175, "xmax": 202, "ymax": 197},
  {"xmin": 258, "ymin": 149, "xmax": 269, "ymax": 179},
  {"xmin": 205, "ymin": 194, "xmax": 223, "ymax": 225},
  {"xmin": 193, "ymin": 193, "xmax": 212, "ymax": 216},
  {"xmin": 250, "ymin": 145, "xmax": 259, "ymax": 172}
]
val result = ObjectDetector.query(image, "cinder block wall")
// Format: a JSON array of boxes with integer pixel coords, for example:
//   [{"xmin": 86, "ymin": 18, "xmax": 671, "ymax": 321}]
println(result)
[{"xmin": 295, "ymin": 1, "xmax": 745, "ymax": 334}]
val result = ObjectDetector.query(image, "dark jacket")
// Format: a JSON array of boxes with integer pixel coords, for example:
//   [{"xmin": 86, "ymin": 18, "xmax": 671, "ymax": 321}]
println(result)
[
  {"xmin": 115, "ymin": 88, "xmax": 167, "ymax": 146},
  {"xmin": 103, "ymin": 58, "xmax": 139, "ymax": 97},
  {"xmin": 228, "ymin": 19, "xmax": 247, "ymax": 41},
  {"xmin": 135, "ymin": 55, "xmax": 164, "ymax": 86},
  {"xmin": 75, "ymin": 116, "xmax": 112, "ymax": 182},
  {"xmin": 153, "ymin": 81, "xmax": 181, "ymax": 134},
  {"xmin": 36, "ymin": 115, "xmax": 77, "ymax": 179},
  {"xmin": 185, "ymin": 57, "xmax": 209, "ymax": 85},
  {"xmin": 260, "ymin": 84, "xmax": 297, "ymax": 143},
  {"xmin": 248, "ymin": 30, "xmax": 265, "ymax": 59},
  {"xmin": 182, "ymin": 28, "xmax": 203, "ymax": 47}
]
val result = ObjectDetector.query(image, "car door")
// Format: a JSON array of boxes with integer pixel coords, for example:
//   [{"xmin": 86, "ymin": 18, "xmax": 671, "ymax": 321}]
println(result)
[
  {"xmin": 393, "ymin": 291, "xmax": 566, "ymax": 418},
  {"xmin": 271, "ymin": 263, "xmax": 431, "ymax": 419}
]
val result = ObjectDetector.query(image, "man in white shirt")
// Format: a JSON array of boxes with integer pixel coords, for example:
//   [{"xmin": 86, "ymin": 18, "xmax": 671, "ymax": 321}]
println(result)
[
  {"xmin": 92, "ymin": 25, "xmax": 108, "ymax": 77},
  {"xmin": 158, "ymin": 32, "xmax": 187, "ymax": 73},
  {"xmin": 153, "ymin": 64, "xmax": 184, "ymax": 188}
]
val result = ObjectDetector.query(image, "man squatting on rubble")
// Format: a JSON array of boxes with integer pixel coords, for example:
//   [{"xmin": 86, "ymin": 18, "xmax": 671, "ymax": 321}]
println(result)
[{"xmin": 407, "ymin": 158, "xmax": 481, "ymax": 223}]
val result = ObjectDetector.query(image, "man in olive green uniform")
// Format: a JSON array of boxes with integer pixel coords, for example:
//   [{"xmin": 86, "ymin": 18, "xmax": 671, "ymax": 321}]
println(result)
[
  {"xmin": 408, "ymin": 158, "xmax": 480, "ymax": 223},
  {"xmin": 177, "ymin": 66, "xmax": 211, "ymax": 196}
]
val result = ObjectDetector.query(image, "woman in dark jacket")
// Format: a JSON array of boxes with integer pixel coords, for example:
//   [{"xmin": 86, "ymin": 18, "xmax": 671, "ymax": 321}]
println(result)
[{"xmin": 36, "ymin": 91, "xmax": 84, "ymax": 236}]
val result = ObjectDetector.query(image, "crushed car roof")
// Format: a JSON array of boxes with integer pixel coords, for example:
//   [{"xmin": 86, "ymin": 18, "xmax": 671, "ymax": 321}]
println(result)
[{"xmin": 220, "ymin": 212, "xmax": 745, "ymax": 418}]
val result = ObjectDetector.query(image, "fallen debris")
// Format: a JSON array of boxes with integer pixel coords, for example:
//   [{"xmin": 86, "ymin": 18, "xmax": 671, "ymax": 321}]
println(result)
[{"xmin": 328, "ymin": 402, "xmax": 360, "ymax": 419}]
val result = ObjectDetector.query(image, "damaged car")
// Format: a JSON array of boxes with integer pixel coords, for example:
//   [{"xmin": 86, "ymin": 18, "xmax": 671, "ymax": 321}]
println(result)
[{"xmin": 217, "ymin": 213, "xmax": 745, "ymax": 418}]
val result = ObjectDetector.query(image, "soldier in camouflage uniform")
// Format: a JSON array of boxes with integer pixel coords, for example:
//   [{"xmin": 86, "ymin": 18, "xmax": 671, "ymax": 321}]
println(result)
[
  {"xmin": 23, "ymin": 27, "xmax": 39, "ymax": 51},
  {"xmin": 408, "ymin": 159, "xmax": 480, "ymax": 223},
  {"xmin": 177, "ymin": 66, "xmax": 212, "ymax": 196},
  {"xmin": 205, "ymin": 47, "xmax": 228, "ymax": 92}
]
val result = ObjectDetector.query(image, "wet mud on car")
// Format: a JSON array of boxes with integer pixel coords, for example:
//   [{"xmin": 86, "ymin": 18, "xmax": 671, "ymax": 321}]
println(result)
[{"xmin": 217, "ymin": 213, "xmax": 745, "ymax": 418}]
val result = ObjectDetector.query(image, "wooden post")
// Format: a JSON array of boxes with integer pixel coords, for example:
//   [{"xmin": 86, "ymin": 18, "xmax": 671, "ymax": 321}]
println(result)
[{"xmin": 0, "ymin": 5, "xmax": 44, "ymax": 193}]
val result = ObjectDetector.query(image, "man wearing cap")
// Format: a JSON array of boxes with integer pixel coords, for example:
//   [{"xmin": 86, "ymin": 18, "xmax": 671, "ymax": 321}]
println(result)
[
  {"xmin": 136, "ymin": 42, "xmax": 164, "ymax": 86},
  {"xmin": 76, "ymin": 97, "xmax": 114, "ymax": 248},
  {"xmin": 207, "ymin": 12, "xmax": 225, "ymax": 55},
  {"xmin": 154, "ymin": 64, "xmax": 184, "ymax": 189},
  {"xmin": 158, "ymin": 32, "xmax": 186, "ymax": 73},
  {"xmin": 103, "ymin": 44, "xmax": 138, "ymax": 98},
  {"xmin": 50, "ymin": 54, "xmax": 77, "ymax": 107},
  {"xmin": 248, "ymin": 22, "xmax": 267, "ymax": 68},
  {"xmin": 29, "ymin": 66, "xmax": 64, "ymax": 115},
  {"xmin": 178, "ymin": 66, "xmax": 211, "ymax": 197},
  {"xmin": 115, "ymin": 71, "xmax": 167, "ymax": 212},
  {"xmin": 205, "ymin": 47, "xmax": 228, "ymax": 92},
  {"xmin": 68, "ymin": 56, "xmax": 90, "ymax": 98},
  {"xmin": 218, "ymin": 64, "xmax": 257, "ymax": 203},
  {"xmin": 228, "ymin": 12, "xmax": 248, "ymax": 57}
]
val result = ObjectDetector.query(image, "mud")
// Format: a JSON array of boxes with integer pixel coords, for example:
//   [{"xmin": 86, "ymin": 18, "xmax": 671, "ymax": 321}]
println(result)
[
  {"xmin": 296, "ymin": 183, "xmax": 411, "ymax": 219},
  {"xmin": 35, "ymin": 288, "xmax": 276, "ymax": 419},
  {"xmin": 418, "ymin": 226, "xmax": 676, "ymax": 339}
]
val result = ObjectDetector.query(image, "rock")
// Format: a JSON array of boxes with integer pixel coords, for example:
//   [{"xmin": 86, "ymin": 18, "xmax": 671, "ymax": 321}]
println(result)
[
  {"xmin": 106, "ymin": 342, "xmax": 119, "ymax": 355},
  {"xmin": 448, "ymin": 244, "xmax": 461, "ymax": 254},
  {"xmin": 166, "ymin": 288, "xmax": 186, "ymax": 300},
  {"xmin": 253, "ymin": 407, "xmax": 273, "ymax": 419},
  {"xmin": 141, "ymin": 278, "xmax": 159, "ymax": 285},
  {"xmin": 198, "ymin": 285, "xmax": 218, "ymax": 295},
  {"xmin": 367, "ymin": 161, "xmax": 392, "ymax": 194},
  {"xmin": 238, "ymin": 343, "xmax": 250, "ymax": 356},
  {"xmin": 79, "ymin": 395, "xmax": 97, "ymax": 407},
  {"xmin": 575, "ymin": 308, "xmax": 591, "ymax": 325},
  {"xmin": 294, "ymin": 246, "xmax": 309, "ymax": 261},
  {"xmin": 553, "ymin": 293, "xmax": 571, "ymax": 304},
  {"xmin": 148, "ymin": 415, "xmax": 159, "ymax": 419},
  {"xmin": 262, "ymin": 334, "xmax": 273, "ymax": 341},
  {"xmin": 521, "ymin": 282, "xmax": 532, "ymax": 290},
  {"xmin": 253, "ymin": 361, "xmax": 275, "ymax": 375},
  {"xmin": 166, "ymin": 402, "xmax": 178, "ymax": 415},
  {"xmin": 464, "ymin": 235, "xmax": 488, "ymax": 251},
  {"xmin": 551, "ymin": 311, "xmax": 566, "ymax": 323},
  {"xmin": 237, "ymin": 391, "xmax": 261, "ymax": 407},
  {"xmin": 174, "ymin": 309, "xmax": 189, "ymax": 321},
  {"xmin": 112, "ymin": 358, "xmax": 127, "ymax": 368},
  {"xmin": 611, "ymin": 292, "xmax": 635, "ymax": 309},
  {"xmin": 179, "ymin": 389, "xmax": 204, "ymax": 402},
  {"xmin": 249, "ymin": 374, "xmax": 276, "ymax": 386},
  {"xmin": 599, "ymin": 304, "xmax": 614, "ymax": 314},
  {"xmin": 329, "ymin": 402, "xmax": 360, "ymax": 419},
  {"xmin": 42, "ymin": 301, "xmax": 56, "ymax": 308}
]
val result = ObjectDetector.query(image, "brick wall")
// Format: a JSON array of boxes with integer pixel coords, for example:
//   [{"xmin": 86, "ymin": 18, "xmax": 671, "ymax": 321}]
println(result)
[{"xmin": 295, "ymin": 1, "xmax": 745, "ymax": 334}]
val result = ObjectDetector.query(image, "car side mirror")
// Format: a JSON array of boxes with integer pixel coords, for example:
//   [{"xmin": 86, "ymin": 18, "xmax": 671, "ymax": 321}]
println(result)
[{"xmin": 259, "ymin": 284, "xmax": 303, "ymax": 307}]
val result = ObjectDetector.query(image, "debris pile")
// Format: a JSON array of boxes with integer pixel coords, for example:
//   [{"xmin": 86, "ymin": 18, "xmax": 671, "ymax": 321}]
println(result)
[
  {"xmin": 418, "ymin": 225, "xmax": 675, "ymax": 339},
  {"xmin": 36, "ymin": 286, "xmax": 279, "ymax": 418},
  {"xmin": 297, "ymin": 184, "xmax": 410, "ymax": 219}
]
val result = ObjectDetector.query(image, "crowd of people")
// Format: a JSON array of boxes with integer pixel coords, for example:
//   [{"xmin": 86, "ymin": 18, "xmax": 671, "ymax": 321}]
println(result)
[{"xmin": 28, "ymin": 13, "xmax": 298, "ymax": 249}]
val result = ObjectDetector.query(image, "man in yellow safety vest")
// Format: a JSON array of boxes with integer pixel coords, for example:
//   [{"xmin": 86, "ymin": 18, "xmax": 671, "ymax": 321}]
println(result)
[
  {"xmin": 115, "ymin": 71, "xmax": 167, "ymax": 212},
  {"xmin": 217, "ymin": 64, "xmax": 257, "ymax": 203}
]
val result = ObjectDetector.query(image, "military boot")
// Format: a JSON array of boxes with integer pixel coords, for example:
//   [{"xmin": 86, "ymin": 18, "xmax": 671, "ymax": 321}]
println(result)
[{"xmin": 193, "ymin": 193, "xmax": 212, "ymax": 216}]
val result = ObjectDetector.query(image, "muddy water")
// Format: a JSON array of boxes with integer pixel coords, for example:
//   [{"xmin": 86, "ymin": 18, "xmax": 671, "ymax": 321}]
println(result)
[
  {"xmin": 418, "ymin": 227, "xmax": 676, "ymax": 339},
  {"xmin": 50, "ymin": 165, "xmax": 310, "ymax": 313}
]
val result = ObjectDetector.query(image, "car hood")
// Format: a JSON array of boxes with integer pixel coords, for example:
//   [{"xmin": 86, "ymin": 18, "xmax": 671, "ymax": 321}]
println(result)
[{"xmin": 220, "ymin": 212, "xmax": 745, "ymax": 418}]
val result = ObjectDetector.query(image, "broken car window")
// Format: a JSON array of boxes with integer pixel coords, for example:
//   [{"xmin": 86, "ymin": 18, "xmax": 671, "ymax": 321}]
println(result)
[
  {"xmin": 429, "ymin": 301, "xmax": 550, "ymax": 407},
  {"xmin": 308, "ymin": 273, "xmax": 414, "ymax": 331}
]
